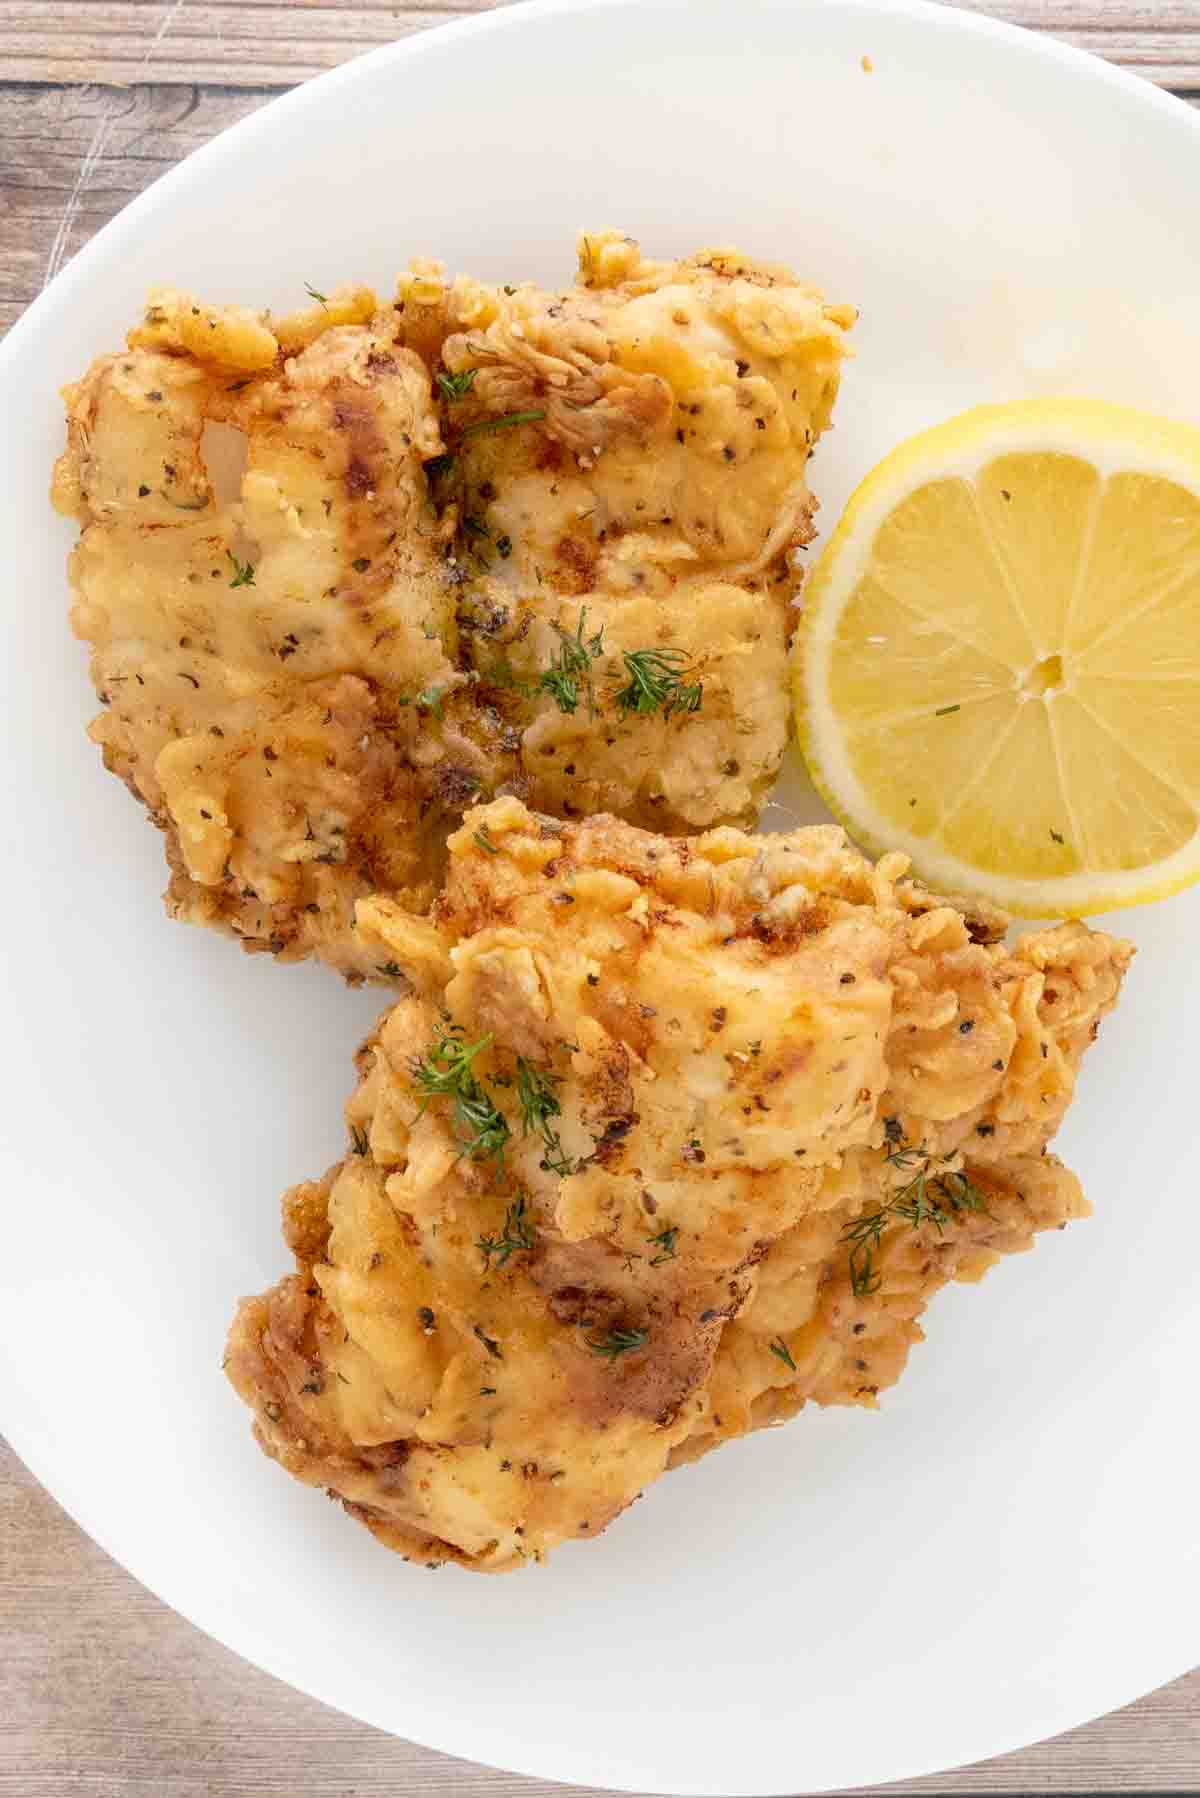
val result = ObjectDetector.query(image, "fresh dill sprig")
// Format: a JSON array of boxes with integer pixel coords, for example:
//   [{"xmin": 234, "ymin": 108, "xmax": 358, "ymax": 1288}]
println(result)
[
  {"xmin": 411, "ymin": 1025, "xmax": 510, "ymax": 1168},
  {"xmin": 477, "ymin": 1193, "xmax": 536, "ymax": 1269},
  {"xmin": 769, "ymin": 1336, "xmax": 797, "ymax": 1371},
  {"xmin": 461, "ymin": 408, "xmax": 546, "ymax": 439},
  {"xmin": 842, "ymin": 1142, "xmax": 991, "ymax": 1296},
  {"xmin": 535, "ymin": 610, "xmax": 605, "ymax": 717},
  {"xmin": 411, "ymin": 1026, "xmax": 491, "ymax": 1100},
  {"xmin": 648, "ymin": 1225, "xmax": 678, "ymax": 1266},
  {"xmin": 849, "ymin": 1251, "xmax": 882, "ymax": 1298},
  {"xmin": 539, "ymin": 1129, "xmax": 579, "ymax": 1179},
  {"xmin": 515, "ymin": 1057, "xmax": 581, "ymax": 1179},
  {"xmin": 481, "ymin": 656, "xmax": 530, "ymax": 694},
  {"xmin": 614, "ymin": 647, "xmax": 703, "ymax": 719},
  {"xmin": 883, "ymin": 1139, "xmax": 926, "ymax": 1171},
  {"xmin": 422, "ymin": 399, "xmax": 541, "ymax": 493},
  {"xmin": 516, "ymin": 1058, "xmax": 562, "ymax": 1135},
  {"xmin": 227, "ymin": 551, "xmax": 256, "ymax": 588},
  {"xmin": 436, "ymin": 368, "xmax": 478, "ymax": 402},
  {"xmin": 587, "ymin": 1326, "xmax": 648, "ymax": 1362},
  {"xmin": 450, "ymin": 1084, "xmax": 511, "ymax": 1167},
  {"xmin": 304, "ymin": 283, "xmax": 329, "ymax": 307}
]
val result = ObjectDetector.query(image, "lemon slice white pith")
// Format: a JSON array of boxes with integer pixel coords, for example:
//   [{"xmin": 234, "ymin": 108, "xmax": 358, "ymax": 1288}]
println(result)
[{"xmin": 796, "ymin": 398, "xmax": 1200, "ymax": 916}]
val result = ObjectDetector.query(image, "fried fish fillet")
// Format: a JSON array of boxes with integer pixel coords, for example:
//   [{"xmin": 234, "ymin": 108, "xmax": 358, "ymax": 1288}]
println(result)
[
  {"xmin": 226, "ymin": 799, "xmax": 1131, "ymax": 1570},
  {"xmin": 53, "ymin": 237, "xmax": 853, "ymax": 979},
  {"xmin": 53, "ymin": 302, "xmax": 467, "ymax": 973},
  {"xmin": 396, "ymin": 231, "xmax": 854, "ymax": 832}
]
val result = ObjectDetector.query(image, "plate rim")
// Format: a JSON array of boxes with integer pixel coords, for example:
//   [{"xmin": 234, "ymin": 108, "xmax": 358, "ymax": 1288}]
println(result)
[
  {"xmin": 2, "ymin": 0, "xmax": 1198, "ymax": 1790},
  {"xmin": 3, "ymin": 0, "xmax": 1199, "ymax": 388}
]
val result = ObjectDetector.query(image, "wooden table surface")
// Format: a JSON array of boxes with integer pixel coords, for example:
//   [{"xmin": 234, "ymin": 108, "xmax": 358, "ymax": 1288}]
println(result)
[{"xmin": 2, "ymin": 3, "xmax": 1198, "ymax": 1792}]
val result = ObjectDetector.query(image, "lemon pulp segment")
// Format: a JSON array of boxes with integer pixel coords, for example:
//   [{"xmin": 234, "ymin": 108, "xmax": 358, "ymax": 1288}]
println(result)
[{"xmin": 797, "ymin": 399, "xmax": 1200, "ymax": 916}]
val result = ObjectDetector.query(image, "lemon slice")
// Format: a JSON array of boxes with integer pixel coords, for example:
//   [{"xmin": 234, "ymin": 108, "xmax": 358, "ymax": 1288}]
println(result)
[{"xmin": 796, "ymin": 398, "xmax": 1200, "ymax": 916}]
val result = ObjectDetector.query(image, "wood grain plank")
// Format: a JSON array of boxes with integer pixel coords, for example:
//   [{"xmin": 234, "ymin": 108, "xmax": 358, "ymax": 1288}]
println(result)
[
  {"xmin": 2, "ymin": 1439, "xmax": 1198, "ymax": 1796},
  {"xmin": 3, "ymin": 1, "xmax": 496, "ymax": 87},
  {"xmin": 953, "ymin": 0, "xmax": 1200, "ymax": 85},
  {"xmin": 3, "ymin": 78, "xmax": 1199, "ymax": 340},
  {"xmin": 0, "ymin": 84, "xmax": 270, "ymax": 334},
  {"xmin": 0, "ymin": 0, "xmax": 1197, "ymax": 89}
]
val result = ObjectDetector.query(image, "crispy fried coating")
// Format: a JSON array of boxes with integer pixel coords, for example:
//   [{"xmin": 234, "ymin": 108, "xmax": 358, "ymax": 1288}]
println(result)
[
  {"xmin": 399, "ymin": 230, "xmax": 853, "ymax": 832},
  {"xmin": 54, "ymin": 305, "xmax": 472, "ymax": 974},
  {"xmin": 684, "ymin": 916, "xmax": 1127, "ymax": 1455},
  {"xmin": 226, "ymin": 800, "xmax": 1130, "ymax": 1570},
  {"xmin": 54, "ymin": 239, "xmax": 852, "ymax": 977}
]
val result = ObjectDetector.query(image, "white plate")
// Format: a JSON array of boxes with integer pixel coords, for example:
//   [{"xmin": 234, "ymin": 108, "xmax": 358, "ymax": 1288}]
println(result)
[{"xmin": 1, "ymin": 1, "xmax": 1197, "ymax": 1791}]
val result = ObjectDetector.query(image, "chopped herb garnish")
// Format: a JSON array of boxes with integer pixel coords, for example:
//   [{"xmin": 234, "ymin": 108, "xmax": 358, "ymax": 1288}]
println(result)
[
  {"xmin": 304, "ymin": 283, "xmax": 329, "ymax": 307},
  {"xmin": 348, "ymin": 1124, "xmax": 369, "ymax": 1157},
  {"xmin": 516, "ymin": 1058, "xmax": 562, "ymax": 1135},
  {"xmin": 934, "ymin": 703, "xmax": 961, "ymax": 717},
  {"xmin": 376, "ymin": 961, "xmax": 402, "ymax": 978},
  {"xmin": 849, "ymin": 1252, "xmax": 882, "ymax": 1298},
  {"xmin": 477, "ymin": 1193, "xmax": 536, "ymax": 1269},
  {"xmin": 496, "ymin": 534, "xmax": 513, "ymax": 559},
  {"xmin": 462, "ymin": 514, "xmax": 491, "ymax": 541},
  {"xmin": 539, "ymin": 1129, "xmax": 579, "ymax": 1179},
  {"xmin": 535, "ymin": 609, "xmax": 605, "ymax": 717},
  {"xmin": 410, "ymin": 1028, "xmax": 489, "ymax": 1093},
  {"xmin": 587, "ymin": 1326, "xmax": 648, "ymax": 1361},
  {"xmin": 415, "ymin": 685, "xmax": 445, "ymax": 719},
  {"xmin": 842, "ymin": 1140, "xmax": 991, "ymax": 1294},
  {"xmin": 648, "ymin": 1225, "xmax": 678, "ymax": 1265},
  {"xmin": 614, "ymin": 647, "xmax": 703, "ymax": 719},
  {"xmin": 1050, "ymin": 828, "xmax": 1065, "ymax": 845},
  {"xmin": 769, "ymin": 1336, "xmax": 797, "ymax": 1371},
  {"xmin": 411, "ymin": 1024, "xmax": 510, "ymax": 1168},
  {"xmin": 462, "ymin": 408, "xmax": 546, "ymax": 439},
  {"xmin": 474, "ymin": 825, "xmax": 499, "ymax": 855},
  {"xmin": 481, "ymin": 656, "xmax": 529, "ymax": 693},
  {"xmin": 473, "ymin": 1324, "xmax": 503, "ymax": 1360},
  {"xmin": 515, "ymin": 1057, "xmax": 580, "ymax": 1177},
  {"xmin": 436, "ymin": 368, "xmax": 478, "ymax": 402},
  {"xmin": 227, "ymin": 551, "xmax": 256, "ymax": 588},
  {"xmin": 448, "ymin": 1082, "xmax": 510, "ymax": 1167}
]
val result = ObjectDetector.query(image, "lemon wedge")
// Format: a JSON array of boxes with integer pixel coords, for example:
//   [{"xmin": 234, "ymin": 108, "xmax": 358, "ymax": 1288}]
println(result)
[{"xmin": 795, "ymin": 398, "xmax": 1200, "ymax": 916}]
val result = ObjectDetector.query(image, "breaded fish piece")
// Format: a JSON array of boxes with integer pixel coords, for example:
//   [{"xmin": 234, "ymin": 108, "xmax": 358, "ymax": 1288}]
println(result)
[
  {"xmin": 397, "ymin": 230, "xmax": 854, "ymax": 831},
  {"xmin": 681, "ymin": 916, "xmax": 1129, "ymax": 1457},
  {"xmin": 53, "ymin": 239, "xmax": 853, "ymax": 978},
  {"xmin": 54, "ymin": 304, "xmax": 475, "ymax": 975},
  {"xmin": 226, "ymin": 800, "xmax": 1130, "ymax": 1570}
]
